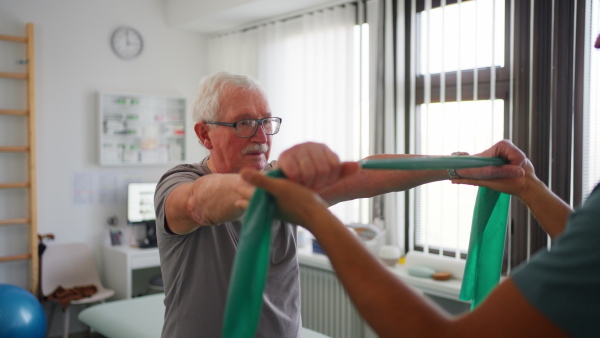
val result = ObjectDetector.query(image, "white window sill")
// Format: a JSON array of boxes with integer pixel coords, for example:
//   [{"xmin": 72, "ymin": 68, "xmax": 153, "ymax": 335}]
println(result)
[{"xmin": 297, "ymin": 244, "xmax": 469, "ymax": 303}]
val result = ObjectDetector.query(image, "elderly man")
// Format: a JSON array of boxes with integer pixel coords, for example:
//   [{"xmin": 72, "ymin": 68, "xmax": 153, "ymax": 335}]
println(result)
[{"xmin": 154, "ymin": 71, "xmax": 522, "ymax": 338}]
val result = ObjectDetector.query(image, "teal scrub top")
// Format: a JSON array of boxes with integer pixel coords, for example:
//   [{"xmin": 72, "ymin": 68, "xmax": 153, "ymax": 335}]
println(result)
[{"xmin": 512, "ymin": 184, "xmax": 600, "ymax": 337}]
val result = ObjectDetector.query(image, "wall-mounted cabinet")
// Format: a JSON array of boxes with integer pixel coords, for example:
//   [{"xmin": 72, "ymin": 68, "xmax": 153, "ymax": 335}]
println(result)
[{"xmin": 99, "ymin": 92, "xmax": 186, "ymax": 166}]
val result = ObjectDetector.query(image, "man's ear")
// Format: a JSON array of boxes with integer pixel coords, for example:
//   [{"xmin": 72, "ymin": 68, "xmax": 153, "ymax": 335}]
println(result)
[{"xmin": 195, "ymin": 122, "xmax": 213, "ymax": 149}]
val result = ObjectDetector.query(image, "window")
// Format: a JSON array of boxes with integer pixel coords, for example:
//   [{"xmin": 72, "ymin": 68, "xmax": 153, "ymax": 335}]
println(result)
[
  {"xmin": 206, "ymin": 0, "xmax": 594, "ymax": 263},
  {"xmin": 583, "ymin": 2, "xmax": 600, "ymax": 199},
  {"xmin": 410, "ymin": 0, "xmax": 507, "ymax": 257},
  {"xmin": 404, "ymin": 0, "xmax": 591, "ymax": 268}
]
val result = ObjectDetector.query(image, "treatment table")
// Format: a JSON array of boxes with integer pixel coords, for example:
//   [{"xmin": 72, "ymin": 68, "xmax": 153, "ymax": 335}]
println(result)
[{"xmin": 78, "ymin": 293, "xmax": 329, "ymax": 338}]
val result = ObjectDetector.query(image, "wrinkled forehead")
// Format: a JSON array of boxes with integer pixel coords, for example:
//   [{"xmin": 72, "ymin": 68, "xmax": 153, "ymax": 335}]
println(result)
[{"xmin": 217, "ymin": 86, "xmax": 270, "ymax": 118}]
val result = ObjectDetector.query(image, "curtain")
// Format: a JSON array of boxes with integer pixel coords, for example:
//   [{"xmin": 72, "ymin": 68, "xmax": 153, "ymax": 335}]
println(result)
[
  {"xmin": 583, "ymin": 0, "xmax": 600, "ymax": 200},
  {"xmin": 207, "ymin": 3, "xmax": 367, "ymax": 224},
  {"xmin": 371, "ymin": 0, "xmax": 405, "ymax": 245},
  {"xmin": 408, "ymin": 0, "xmax": 507, "ymax": 258},
  {"xmin": 405, "ymin": 0, "xmax": 591, "ymax": 271}
]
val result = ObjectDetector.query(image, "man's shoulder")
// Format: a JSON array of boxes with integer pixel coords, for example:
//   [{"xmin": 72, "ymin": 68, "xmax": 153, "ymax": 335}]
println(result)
[
  {"xmin": 167, "ymin": 163, "xmax": 205, "ymax": 175},
  {"xmin": 159, "ymin": 158, "xmax": 277, "ymax": 181},
  {"xmin": 168, "ymin": 163, "xmax": 205, "ymax": 173},
  {"xmin": 159, "ymin": 160, "xmax": 210, "ymax": 184}
]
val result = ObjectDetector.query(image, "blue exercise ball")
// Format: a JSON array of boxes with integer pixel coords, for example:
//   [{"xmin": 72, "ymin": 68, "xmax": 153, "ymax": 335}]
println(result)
[{"xmin": 0, "ymin": 284, "xmax": 47, "ymax": 338}]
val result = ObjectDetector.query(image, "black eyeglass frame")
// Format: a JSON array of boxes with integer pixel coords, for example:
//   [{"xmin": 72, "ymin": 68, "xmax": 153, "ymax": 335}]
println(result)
[{"xmin": 204, "ymin": 117, "xmax": 282, "ymax": 138}]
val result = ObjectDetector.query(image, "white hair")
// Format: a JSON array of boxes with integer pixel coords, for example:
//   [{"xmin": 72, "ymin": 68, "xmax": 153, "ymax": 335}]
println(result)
[{"xmin": 190, "ymin": 71, "xmax": 266, "ymax": 123}]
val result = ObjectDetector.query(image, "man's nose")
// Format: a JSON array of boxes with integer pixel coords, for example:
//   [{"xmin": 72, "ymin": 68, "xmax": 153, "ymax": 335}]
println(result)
[{"xmin": 251, "ymin": 124, "xmax": 268, "ymax": 142}]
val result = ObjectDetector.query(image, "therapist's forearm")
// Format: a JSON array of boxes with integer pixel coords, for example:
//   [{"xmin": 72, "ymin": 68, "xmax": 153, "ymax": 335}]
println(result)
[
  {"xmin": 319, "ymin": 154, "xmax": 448, "ymax": 206},
  {"xmin": 517, "ymin": 176, "xmax": 572, "ymax": 239}
]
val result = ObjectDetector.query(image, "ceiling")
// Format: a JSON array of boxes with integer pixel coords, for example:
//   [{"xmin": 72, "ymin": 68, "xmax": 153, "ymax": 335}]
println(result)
[{"xmin": 165, "ymin": 0, "xmax": 343, "ymax": 34}]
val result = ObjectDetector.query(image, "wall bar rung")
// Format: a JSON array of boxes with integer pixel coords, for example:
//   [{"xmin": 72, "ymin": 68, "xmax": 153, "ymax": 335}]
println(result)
[
  {"xmin": 0, "ymin": 109, "xmax": 29, "ymax": 116},
  {"xmin": 0, "ymin": 182, "xmax": 30, "ymax": 189},
  {"xmin": 0, "ymin": 254, "xmax": 32, "ymax": 263},
  {"xmin": 0, "ymin": 72, "xmax": 28, "ymax": 79},
  {"xmin": 0, "ymin": 35, "xmax": 28, "ymax": 43},
  {"xmin": 0, "ymin": 146, "xmax": 30, "ymax": 152},
  {"xmin": 0, "ymin": 218, "xmax": 30, "ymax": 226}
]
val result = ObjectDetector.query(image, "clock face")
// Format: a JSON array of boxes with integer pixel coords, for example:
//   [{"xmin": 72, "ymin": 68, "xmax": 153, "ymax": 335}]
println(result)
[{"xmin": 111, "ymin": 27, "xmax": 143, "ymax": 59}]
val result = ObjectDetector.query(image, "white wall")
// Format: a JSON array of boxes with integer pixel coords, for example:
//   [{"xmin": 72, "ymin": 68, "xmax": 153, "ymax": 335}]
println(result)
[{"xmin": 0, "ymin": 0, "xmax": 208, "ymax": 290}]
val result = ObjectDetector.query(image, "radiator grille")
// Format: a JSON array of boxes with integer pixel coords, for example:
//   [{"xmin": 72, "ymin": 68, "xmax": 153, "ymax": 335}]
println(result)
[{"xmin": 300, "ymin": 264, "xmax": 365, "ymax": 338}]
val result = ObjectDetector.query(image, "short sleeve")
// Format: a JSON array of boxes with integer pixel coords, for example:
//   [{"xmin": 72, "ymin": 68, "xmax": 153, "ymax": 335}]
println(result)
[
  {"xmin": 154, "ymin": 163, "xmax": 207, "ymax": 236},
  {"xmin": 511, "ymin": 187, "xmax": 600, "ymax": 337}
]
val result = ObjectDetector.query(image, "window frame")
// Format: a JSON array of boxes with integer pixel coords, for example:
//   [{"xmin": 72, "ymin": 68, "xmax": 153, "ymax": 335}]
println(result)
[
  {"xmin": 407, "ymin": 0, "xmax": 512, "ymax": 258},
  {"xmin": 402, "ymin": 0, "xmax": 588, "ymax": 269}
]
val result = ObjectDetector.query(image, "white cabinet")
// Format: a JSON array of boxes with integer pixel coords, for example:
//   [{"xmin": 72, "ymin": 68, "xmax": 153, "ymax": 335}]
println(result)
[
  {"xmin": 99, "ymin": 92, "xmax": 186, "ymax": 166},
  {"xmin": 102, "ymin": 245, "xmax": 161, "ymax": 300}
]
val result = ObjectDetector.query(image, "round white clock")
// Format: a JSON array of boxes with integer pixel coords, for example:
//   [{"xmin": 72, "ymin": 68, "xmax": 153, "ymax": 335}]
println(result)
[{"xmin": 111, "ymin": 26, "xmax": 143, "ymax": 59}]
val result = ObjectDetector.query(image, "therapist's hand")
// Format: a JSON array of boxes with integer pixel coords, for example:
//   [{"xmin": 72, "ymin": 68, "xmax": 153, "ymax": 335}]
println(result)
[
  {"xmin": 276, "ymin": 142, "xmax": 360, "ymax": 191},
  {"xmin": 236, "ymin": 168, "xmax": 330, "ymax": 228},
  {"xmin": 455, "ymin": 140, "xmax": 527, "ymax": 180},
  {"xmin": 453, "ymin": 159, "xmax": 537, "ymax": 199},
  {"xmin": 452, "ymin": 140, "xmax": 540, "ymax": 200}
]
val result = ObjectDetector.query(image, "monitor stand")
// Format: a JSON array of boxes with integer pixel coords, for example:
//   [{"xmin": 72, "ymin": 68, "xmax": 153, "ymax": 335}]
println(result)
[{"xmin": 139, "ymin": 220, "xmax": 157, "ymax": 248}]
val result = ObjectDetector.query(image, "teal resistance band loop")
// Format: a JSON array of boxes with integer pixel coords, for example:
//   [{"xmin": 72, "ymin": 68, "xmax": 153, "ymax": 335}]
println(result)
[
  {"xmin": 361, "ymin": 156, "xmax": 511, "ymax": 309},
  {"xmin": 222, "ymin": 169, "xmax": 285, "ymax": 338},
  {"xmin": 359, "ymin": 156, "xmax": 508, "ymax": 170},
  {"xmin": 223, "ymin": 157, "xmax": 510, "ymax": 337},
  {"xmin": 459, "ymin": 187, "xmax": 510, "ymax": 309}
]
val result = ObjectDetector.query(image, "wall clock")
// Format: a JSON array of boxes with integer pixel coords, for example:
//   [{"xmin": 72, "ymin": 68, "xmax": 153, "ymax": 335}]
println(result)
[{"xmin": 111, "ymin": 26, "xmax": 143, "ymax": 59}]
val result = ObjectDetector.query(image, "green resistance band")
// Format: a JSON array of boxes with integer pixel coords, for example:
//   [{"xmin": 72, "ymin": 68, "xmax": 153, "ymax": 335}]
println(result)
[
  {"xmin": 459, "ymin": 187, "xmax": 510, "ymax": 309},
  {"xmin": 223, "ymin": 157, "xmax": 510, "ymax": 337},
  {"xmin": 361, "ymin": 156, "xmax": 510, "ymax": 309},
  {"xmin": 359, "ymin": 156, "xmax": 507, "ymax": 170},
  {"xmin": 222, "ymin": 169, "xmax": 285, "ymax": 338}
]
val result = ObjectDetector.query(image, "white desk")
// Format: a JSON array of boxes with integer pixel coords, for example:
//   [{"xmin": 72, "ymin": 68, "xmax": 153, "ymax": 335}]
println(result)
[{"xmin": 102, "ymin": 246, "xmax": 161, "ymax": 300}]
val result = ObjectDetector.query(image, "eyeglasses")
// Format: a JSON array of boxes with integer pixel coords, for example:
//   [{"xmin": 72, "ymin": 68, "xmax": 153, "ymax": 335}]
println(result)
[{"xmin": 205, "ymin": 117, "xmax": 282, "ymax": 138}]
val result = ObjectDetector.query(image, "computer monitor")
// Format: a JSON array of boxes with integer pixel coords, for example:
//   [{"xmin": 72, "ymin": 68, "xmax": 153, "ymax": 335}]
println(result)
[{"xmin": 127, "ymin": 182, "xmax": 158, "ymax": 248}]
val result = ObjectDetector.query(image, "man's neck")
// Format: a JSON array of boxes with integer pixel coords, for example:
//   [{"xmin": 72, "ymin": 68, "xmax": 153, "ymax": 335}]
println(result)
[
  {"xmin": 206, "ymin": 157, "xmax": 219, "ymax": 174},
  {"xmin": 206, "ymin": 155, "xmax": 271, "ymax": 174}
]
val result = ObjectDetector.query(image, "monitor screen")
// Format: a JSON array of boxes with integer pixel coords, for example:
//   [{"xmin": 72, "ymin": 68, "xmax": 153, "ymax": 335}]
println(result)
[{"xmin": 127, "ymin": 182, "xmax": 158, "ymax": 224}]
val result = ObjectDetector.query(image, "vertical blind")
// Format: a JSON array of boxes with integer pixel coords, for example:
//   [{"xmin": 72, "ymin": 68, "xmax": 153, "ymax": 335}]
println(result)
[
  {"xmin": 409, "ymin": 0, "xmax": 507, "ymax": 259},
  {"xmin": 406, "ymin": 0, "xmax": 591, "ymax": 271},
  {"xmin": 583, "ymin": 1, "xmax": 600, "ymax": 200},
  {"xmin": 204, "ymin": 0, "xmax": 595, "ymax": 259}
]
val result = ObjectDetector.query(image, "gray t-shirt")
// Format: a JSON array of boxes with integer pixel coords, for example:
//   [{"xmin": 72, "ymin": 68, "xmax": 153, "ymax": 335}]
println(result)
[{"xmin": 155, "ymin": 157, "xmax": 301, "ymax": 338}]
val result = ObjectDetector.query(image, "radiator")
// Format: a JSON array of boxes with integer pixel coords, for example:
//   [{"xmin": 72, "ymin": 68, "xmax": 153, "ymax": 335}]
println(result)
[{"xmin": 299, "ymin": 264, "xmax": 365, "ymax": 338}]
